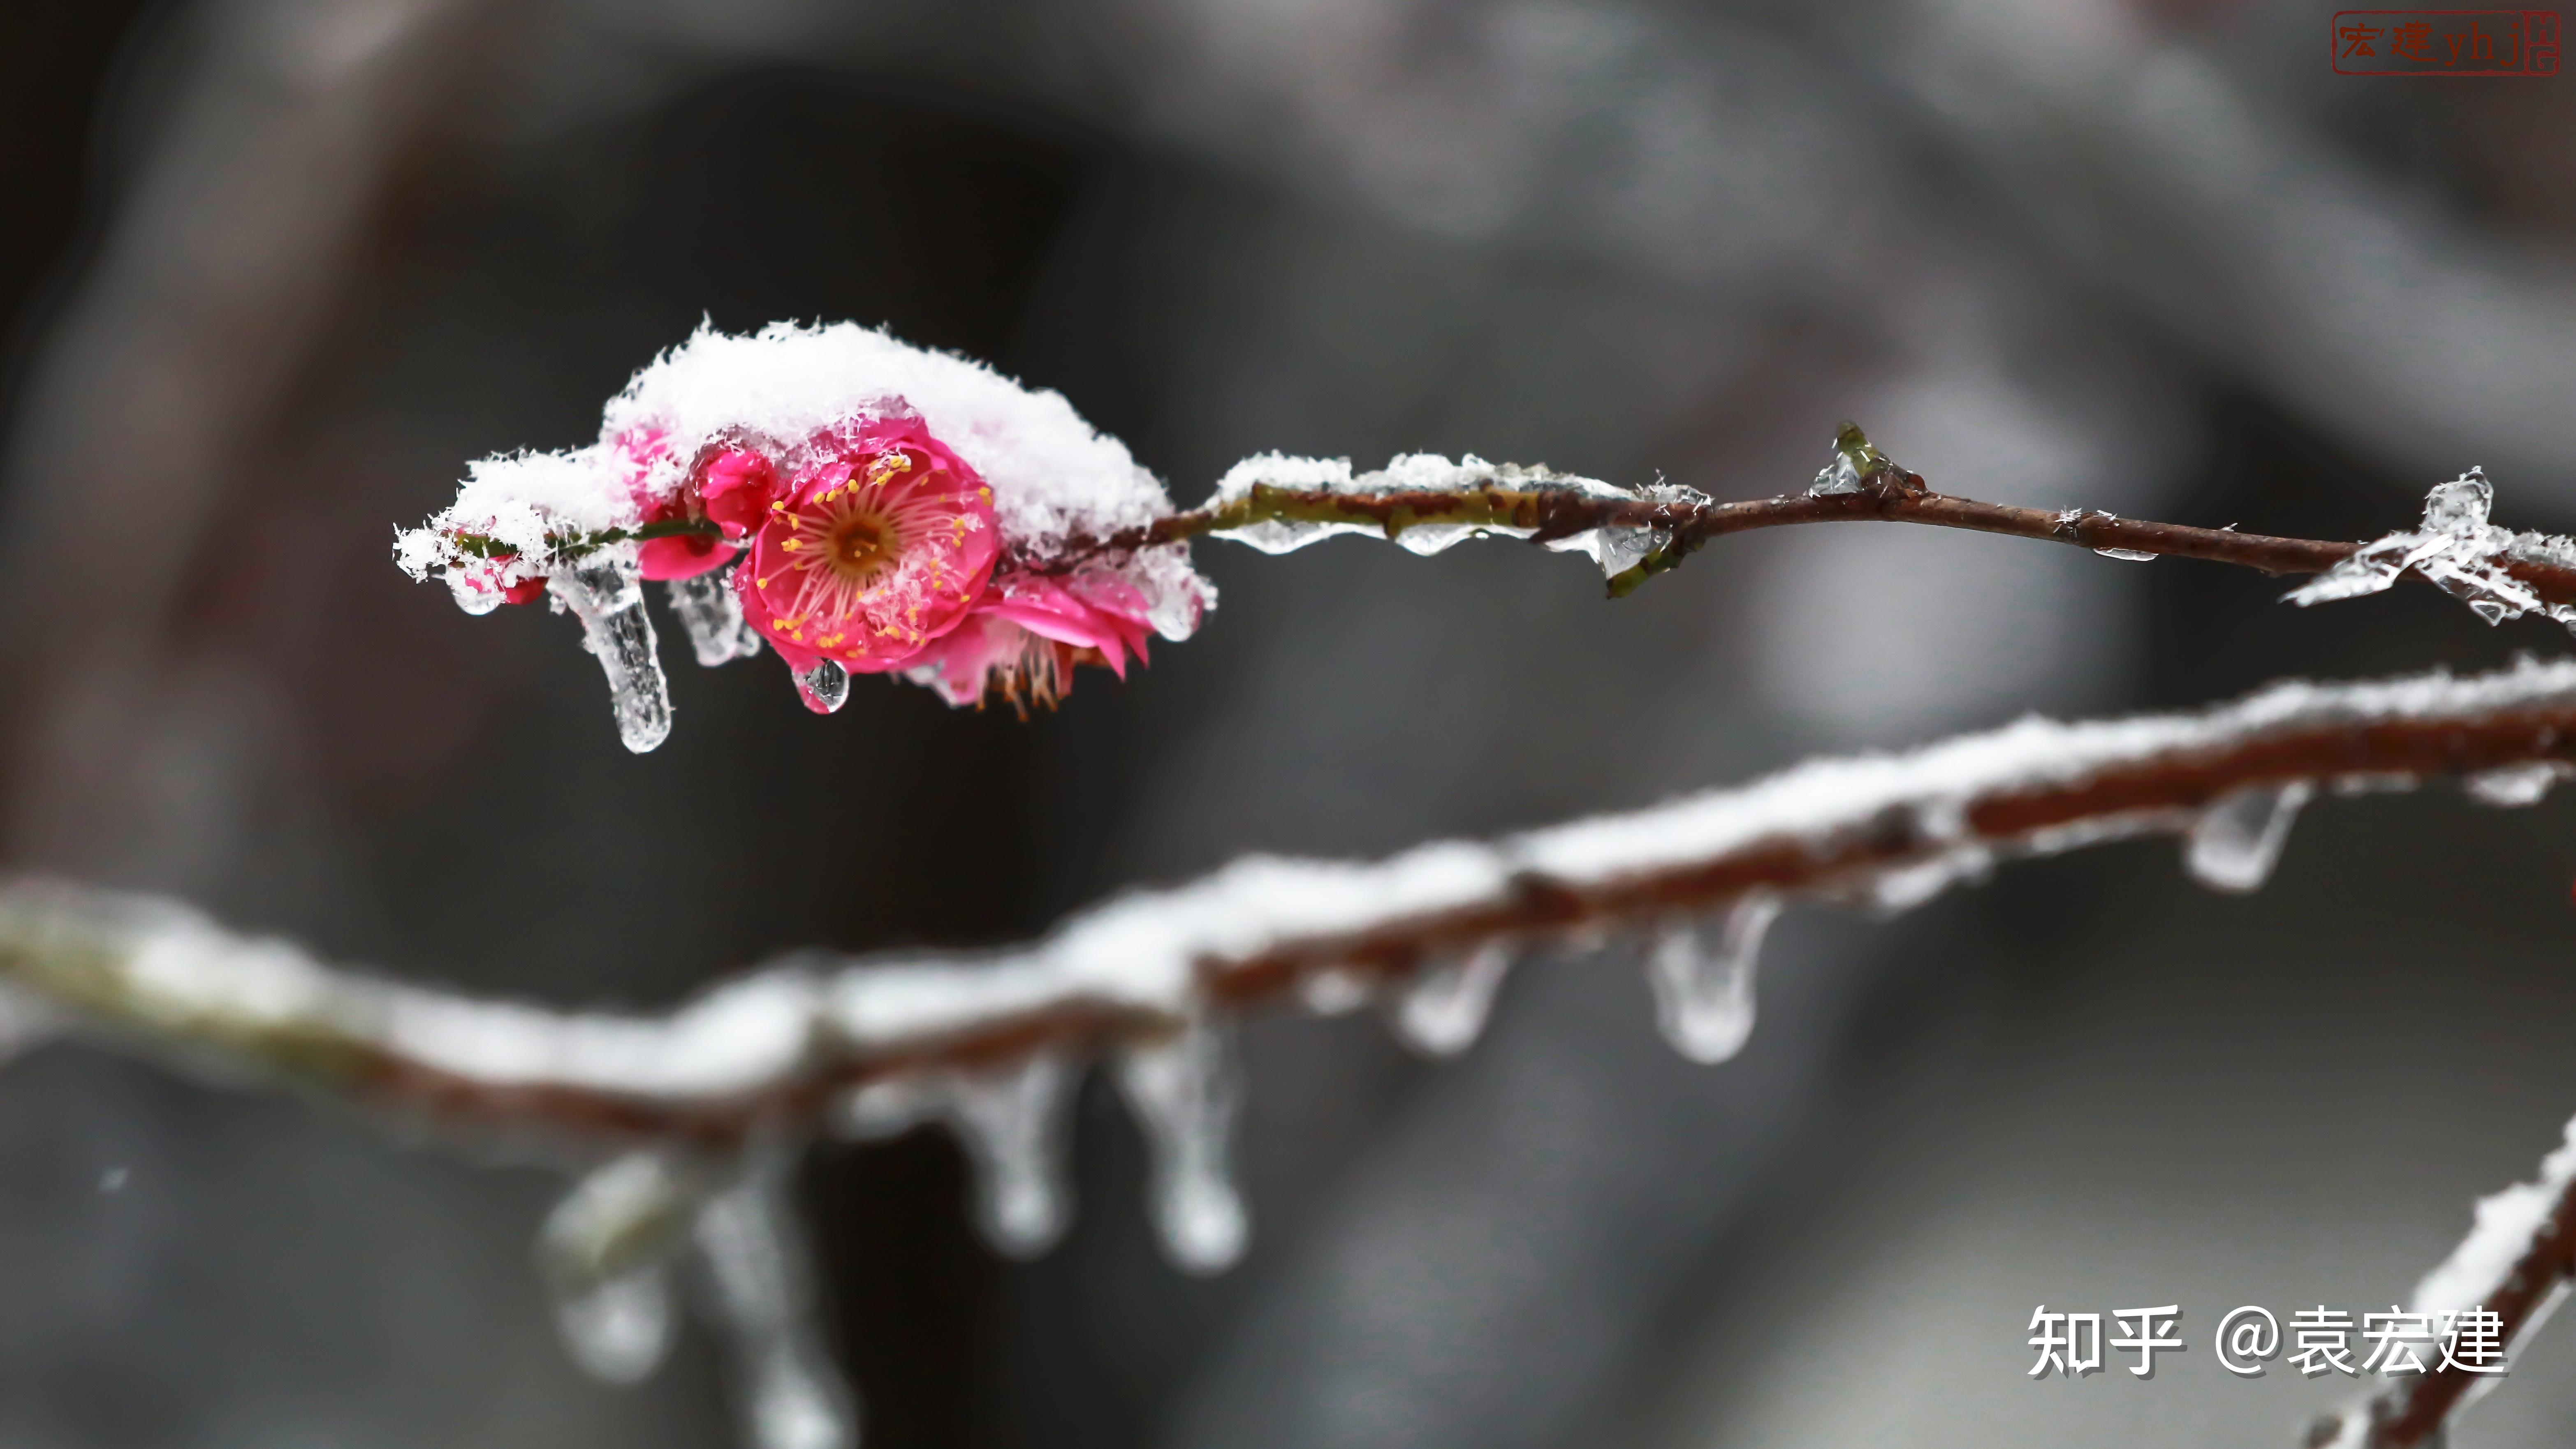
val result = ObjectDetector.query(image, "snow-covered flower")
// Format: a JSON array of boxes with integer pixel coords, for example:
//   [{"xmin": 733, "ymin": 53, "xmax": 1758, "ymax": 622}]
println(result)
[{"xmin": 393, "ymin": 322, "xmax": 1216, "ymax": 737}]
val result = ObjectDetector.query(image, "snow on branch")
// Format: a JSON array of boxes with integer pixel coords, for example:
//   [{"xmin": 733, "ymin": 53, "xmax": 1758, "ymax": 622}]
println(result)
[{"xmin": 2306, "ymin": 1113, "xmax": 2576, "ymax": 1449}]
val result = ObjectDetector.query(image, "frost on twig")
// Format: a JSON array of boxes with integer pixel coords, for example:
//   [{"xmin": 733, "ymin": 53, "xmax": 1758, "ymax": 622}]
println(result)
[
  {"xmin": 2306, "ymin": 1113, "xmax": 2576, "ymax": 1449},
  {"xmin": 12, "ymin": 660, "xmax": 2576, "ymax": 1440}
]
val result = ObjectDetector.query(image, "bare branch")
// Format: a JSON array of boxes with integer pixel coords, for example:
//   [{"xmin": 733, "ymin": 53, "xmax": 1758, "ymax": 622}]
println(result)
[{"xmin": 5, "ymin": 662, "xmax": 2576, "ymax": 1158}]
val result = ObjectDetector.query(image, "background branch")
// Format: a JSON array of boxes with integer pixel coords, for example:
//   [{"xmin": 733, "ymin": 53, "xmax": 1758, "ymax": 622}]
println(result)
[{"xmin": 6, "ymin": 660, "xmax": 2576, "ymax": 1155}]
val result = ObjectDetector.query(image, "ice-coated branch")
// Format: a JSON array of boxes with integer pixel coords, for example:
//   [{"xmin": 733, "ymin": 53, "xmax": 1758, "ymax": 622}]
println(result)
[
  {"xmin": 8, "ymin": 660, "xmax": 2576, "ymax": 1159},
  {"xmin": 2307, "ymin": 1116, "xmax": 2576, "ymax": 1449},
  {"xmin": 12, "ymin": 660, "xmax": 2576, "ymax": 1440},
  {"xmin": 1048, "ymin": 436, "xmax": 2576, "ymax": 617}
]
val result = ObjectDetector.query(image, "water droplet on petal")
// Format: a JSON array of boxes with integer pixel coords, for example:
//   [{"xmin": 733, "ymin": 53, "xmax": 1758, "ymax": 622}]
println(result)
[
  {"xmin": 552, "ymin": 559, "xmax": 673, "ymax": 752},
  {"xmin": 1384, "ymin": 939, "xmax": 1513, "ymax": 1058},
  {"xmin": 1113, "ymin": 1018, "xmax": 1246, "ymax": 1274},
  {"xmin": 664, "ymin": 572, "xmax": 764, "ymax": 666},
  {"xmin": 2183, "ymin": 781, "xmax": 2313, "ymax": 893},
  {"xmin": 1645, "ymin": 893, "xmax": 1780, "ymax": 1064},
  {"xmin": 794, "ymin": 660, "xmax": 850, "ymax": 714}
]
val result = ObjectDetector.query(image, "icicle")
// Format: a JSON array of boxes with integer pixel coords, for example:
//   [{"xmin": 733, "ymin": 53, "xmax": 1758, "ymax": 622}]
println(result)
[
  {"xmin": 551, "ymin": 559, "xmax": 673, "ymax": 753},
  {"xmin": 694, "ymin": 1152, "xmax": 857, "ymax": 1449},
  {"xmin": 537, "ymin": 1152, "xmax": 700, "ymax": 1384},
  {"xmin": 664, "ymin": 572, "xmax": 764, "ymax": 666},
  {"xmin": 1383, "ymin": 939, "xmax": 1513, "ymax": 1059},
  {"xmin": 2183, "ymin": 781, "xmax": 2313, "ymax": 893},
  {"xmin": 1112, "ymin": 1018, "xmax": 1247, "ymax": 1275},
  {"xmin": 947, "ymin": 1052, "xmax": 1079, "ymax": 1259},
  {"xmin": 1644, "ymin": 893, "xmax": 1780, "ymax": 1065},
  {"xmin": 2092, "ymin": 546, "xmax": 2157, "ymax": 562},
  {"xmin": 2465, "ymin": 761, "xmax": 2571, "ymax": 808},
  {"xmin": 1295, "ymin": 966, "xmax": 1374, "ymax": 1016},
  {"xmin": 1207, "ymin": 517, "xmax": 1382, "ymax": 554},
  {"xmin": 830, "ymin": 1058, "xmax": 1079, "ymax": 1259},
  {"xmin": 794, "ymin": 660, "xmax": 850, "ymax": 715}
]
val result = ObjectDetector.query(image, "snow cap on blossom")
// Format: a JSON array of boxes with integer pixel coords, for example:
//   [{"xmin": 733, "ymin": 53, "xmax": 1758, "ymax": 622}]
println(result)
[{"xmin": 394, "ymin": 322, "xmax": 1216, "ymax": 745}]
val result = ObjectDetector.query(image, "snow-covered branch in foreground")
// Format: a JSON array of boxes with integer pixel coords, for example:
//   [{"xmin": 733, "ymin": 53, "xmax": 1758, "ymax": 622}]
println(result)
[
  {"xmin": 10, "ymin": 661, "xmax": 2576, "ymax": 1444},
  {"xmin": 2306, "ymin": 1114, "xmax": 2576, "ymax": 1449},
  {"xmin": 396, "ymin": 326, "xmax": 2576, "ymax": 752}
]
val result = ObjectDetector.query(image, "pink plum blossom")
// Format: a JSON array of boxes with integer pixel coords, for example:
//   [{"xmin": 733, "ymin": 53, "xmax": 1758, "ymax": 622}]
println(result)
[
  {"xmin": 903, "ymin": 571, "xmax": 1158, "ymax": 713},
  {"xmin": 732, "ymin": 415, "xmax": 998, "ymax": 674}
]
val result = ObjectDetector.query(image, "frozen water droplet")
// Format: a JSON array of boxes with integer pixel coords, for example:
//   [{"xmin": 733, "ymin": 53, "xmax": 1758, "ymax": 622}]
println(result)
[
  {"xmin": 1295, "ymin": 967, "xmax": 1374, "ymax": 1016},
  {"xmin": 1113, "ymin": 1019, "xmax": 1246, "ymax": 1274},
  {"xmin": 555, "ymin": 1264, "xmax": 676, "ymax": 1384},
  {"xmin": 794, "ymin": 660, "xmax": 850, "ymax": 715},
  {"xmin": 664, "ymin": 572, "xmax": 763, "ymax": 666},
  {"xmin": 1384, "ymin": 939, "xmax": 1513, "ymax": 1058},
  {"xmin": 1859, "ymin": 849, "xmax": 1990, "ymax": 917},
  {"xmin": 2465, "ymin": 761, "xmax": 2570, "ymax": 808},
  {"xmin": 538, "ymin": 1153, "xmax": 699, "ymax": 1384},
  {"xmin": 1208, "ymin": 518, "xmax": 1380, "ymax": 554},
  {"xmin": 948, "ymin": 1053, "xmax": 1078, "ymax": 1259},
  {"xmin": 2093, "ymin": 547, "xmax": 2157, "ymax": 562},
  {"xmin": 2469, "ymin": 599, "xmax": 2511, "ymax": 625},
  {"xmin": 2183, "ymin": 781, "xmax": 2313, "ymax": 893},
  {"xmin": 551, "ymin": 560, "xmax": 673, "ymax": 753},
  {"xmin": 695, "ymin": 1154, "xmax": 858, "ymax": 1449},
  {"xmin": 1645, "ymin": 894, "xmax": 1780, "ymax": 1064},
  {"xmin": 1543, "ymin": 525, "xmax": 1657, "ymax": 578},
  {"xmin": 443, "ymin": 568, "xmax": 507, "ymax": 616}
]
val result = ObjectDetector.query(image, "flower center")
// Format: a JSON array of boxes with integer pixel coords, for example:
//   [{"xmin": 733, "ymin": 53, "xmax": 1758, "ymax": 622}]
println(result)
[{"xmin": 829, "ymin": 513, "xmax": 891, "ymax": 578}]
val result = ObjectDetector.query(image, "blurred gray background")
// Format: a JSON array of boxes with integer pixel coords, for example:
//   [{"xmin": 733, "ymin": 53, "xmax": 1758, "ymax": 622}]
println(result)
[{"xmin": 1, "ymin": 0, "xmax": 2574, "ymax": 1446}]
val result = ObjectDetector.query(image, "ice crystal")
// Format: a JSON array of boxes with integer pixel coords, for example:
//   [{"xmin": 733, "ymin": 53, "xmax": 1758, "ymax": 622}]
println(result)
[{"xmin": 2286, "ymin": 468, "xmax": 2571, "ymax": 631}]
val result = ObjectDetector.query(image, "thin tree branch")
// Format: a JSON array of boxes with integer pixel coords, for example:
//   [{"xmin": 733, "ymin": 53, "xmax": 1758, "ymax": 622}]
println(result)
[
  {"xmin": 1029, "ymin": 465, "xmax": 2576, "ymax": 608},
  {"xmin": 5, "ymin": 662, "xmax": 2576, "ymax": 1157},
  {"xmin": 2313, "ymin": 1126, "xmax": 2576, "ymax": 1449}
]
